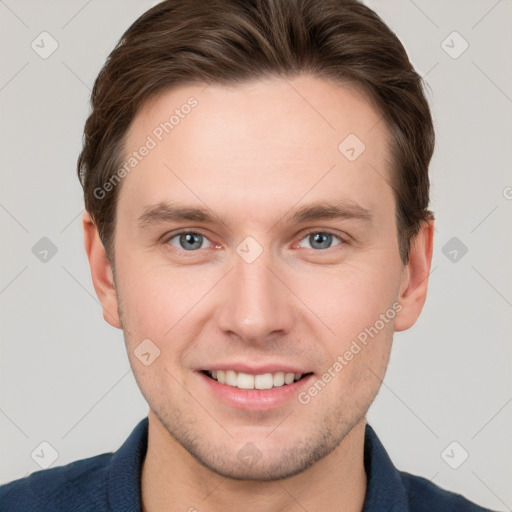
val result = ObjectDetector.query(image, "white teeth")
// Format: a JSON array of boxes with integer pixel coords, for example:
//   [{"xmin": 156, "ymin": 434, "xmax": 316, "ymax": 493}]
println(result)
[
  {"xmin": 237, "ymin": 372, "xmax": 254, "ymax": 389},
  {"xmin": 273, "ymin": 371, "xmax": 285, "ymax": 387},
  {"xmin": 255, "ymin": 373, "xmax": 273, "ymax": 389},
  {"xmin": 284, "ymin": 372, "xmax": 295, "ymax": 385},
  {"xmin": 226, "ymin": 370, "xmax": 237, "ymax": 386},
  {"xmin": 206, "ymin": 370, "xmax": 305, "ymax": 390}
]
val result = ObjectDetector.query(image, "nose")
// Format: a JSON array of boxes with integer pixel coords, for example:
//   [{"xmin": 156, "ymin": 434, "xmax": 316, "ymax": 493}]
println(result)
[{"xmin": 215, "ymin": 247, "xmax": 296, "ymax": 345}]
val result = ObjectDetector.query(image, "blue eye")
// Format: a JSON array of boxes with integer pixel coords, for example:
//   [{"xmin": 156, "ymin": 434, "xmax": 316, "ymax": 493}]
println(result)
[
  {"xmin": 298, "ymin": 231, "xmax": 342, "ymax": 250},
  {"xmin": 167, "ymin": 232, "xmax": 212, "ymax": 251},
  {"xmin": 164, "ymin": 230, "xmax": 344, "ymax": 253}
]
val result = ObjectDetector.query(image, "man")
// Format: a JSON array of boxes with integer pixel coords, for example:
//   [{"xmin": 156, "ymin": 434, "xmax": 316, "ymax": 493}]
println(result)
[{"xmin": 0, "ymin": 0, "xmax": 499, "ymax": 511}]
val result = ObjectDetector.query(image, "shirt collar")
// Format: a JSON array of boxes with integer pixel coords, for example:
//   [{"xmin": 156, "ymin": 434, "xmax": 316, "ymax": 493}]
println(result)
[
  {"xmin": 107, "ymin": 417, "xmax": 148, "ymax": 512},
  {"xmin": 362, "ymin": 423, "xmax": 409, "ymax": 511},
  {"xmin": 107, "ymin": 417, "xmax": 408, "ymax": 512}
]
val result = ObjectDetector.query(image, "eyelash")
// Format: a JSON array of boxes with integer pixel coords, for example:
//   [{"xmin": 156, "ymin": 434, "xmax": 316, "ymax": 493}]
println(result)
[{"xmin": 162, "ymin": 229, "xmax": 348, "ymax": 254}]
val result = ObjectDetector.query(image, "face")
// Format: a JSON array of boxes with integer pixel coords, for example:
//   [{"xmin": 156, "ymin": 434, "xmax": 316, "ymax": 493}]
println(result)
[{"xmin": 106, "ymin": 75, "xmax": 409, "ymax": 480}]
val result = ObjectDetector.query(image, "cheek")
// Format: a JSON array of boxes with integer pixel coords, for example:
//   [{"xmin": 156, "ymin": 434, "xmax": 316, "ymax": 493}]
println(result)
[
  {"xmin": 115, "ymin": 267, "xmax": 170, "ymax": 339},
  {"xmin": 118, "ymin": 268, "xmax": 197, "ymax": 393},
  {"xmin": 116, "ymin": 258, "xmax": 218, "ymax": 349},
  {"xmin": 117, "ymin": 234, "xmax": 401, "ymax": 348},
  {"xmin": 298, "ymin": 259, "xmax": 401, "ymax": 342}
]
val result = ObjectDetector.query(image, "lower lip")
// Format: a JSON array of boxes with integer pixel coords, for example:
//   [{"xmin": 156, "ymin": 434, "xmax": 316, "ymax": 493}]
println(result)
[{"xmin": 197, "ymin": 371, "xmax": 315, "ymax": 410}]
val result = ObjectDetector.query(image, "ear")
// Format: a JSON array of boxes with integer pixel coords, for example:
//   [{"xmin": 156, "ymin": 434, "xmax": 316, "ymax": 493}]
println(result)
[
  {"xmin": 82, "ymin": 210, "xmax": 122, "ymax": 329},
  {"xmin": 394, "ymin": 217, "xmax": 434, "ymax": 332}
]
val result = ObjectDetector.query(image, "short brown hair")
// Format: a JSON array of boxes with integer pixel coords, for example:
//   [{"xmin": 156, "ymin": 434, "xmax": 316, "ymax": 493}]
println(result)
[{"xmin": 77, "ymin": 0, "xmax": 434, "ymax": 266}]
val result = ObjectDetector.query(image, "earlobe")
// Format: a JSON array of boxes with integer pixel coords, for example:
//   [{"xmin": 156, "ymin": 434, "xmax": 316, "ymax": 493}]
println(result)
[
  {"xmin": 394, "ymin": 217, "xmax": 434, "ymax": 332},
  {"xmin": 82, "ymin": 211, "xmax": 122, "ymax": 329}
]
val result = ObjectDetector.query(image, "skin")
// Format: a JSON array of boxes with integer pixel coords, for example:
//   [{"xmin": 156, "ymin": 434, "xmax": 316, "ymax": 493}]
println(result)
[{"xmin": 83, "ymin": 74, "xmax": 434, "ymax": 512}]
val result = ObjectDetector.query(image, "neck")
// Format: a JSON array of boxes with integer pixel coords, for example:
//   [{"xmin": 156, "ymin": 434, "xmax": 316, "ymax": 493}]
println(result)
[{"xmin": 141, "ymin": 411, "xmax": 368, "ymax": 512}]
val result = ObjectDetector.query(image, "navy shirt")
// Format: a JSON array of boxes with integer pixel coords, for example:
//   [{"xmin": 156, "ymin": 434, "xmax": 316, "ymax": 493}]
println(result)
[{"xmin": 0, "ymin": 417, "xmax": 498, "ymax": 511}]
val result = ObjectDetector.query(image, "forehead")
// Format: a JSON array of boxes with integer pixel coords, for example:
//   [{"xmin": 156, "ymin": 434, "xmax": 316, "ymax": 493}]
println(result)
[{"xmin": 119, "ymin": 74, "xmax": 393, "ymax": 224}]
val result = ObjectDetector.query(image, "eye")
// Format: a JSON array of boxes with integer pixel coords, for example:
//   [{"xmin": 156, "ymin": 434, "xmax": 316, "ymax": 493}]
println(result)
[
  {"xmin": 165, "ymin": 231, "xmax": 212, "ymax": 251},
  {"xmin": 297, "ymin": 231, "xmax": 343, "ymax": 250},
  {"xmin": 163, "ymin": 229, "xmax": 346, "ymax": 253}
]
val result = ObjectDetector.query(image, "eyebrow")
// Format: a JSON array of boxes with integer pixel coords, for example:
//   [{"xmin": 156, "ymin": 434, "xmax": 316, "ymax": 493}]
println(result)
[{"xmin": 135, "ymin": 199, "xmax": 372, "ymax": 229}]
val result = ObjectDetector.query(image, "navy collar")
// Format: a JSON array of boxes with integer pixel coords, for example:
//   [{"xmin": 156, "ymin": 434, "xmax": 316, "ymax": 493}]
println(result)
[
  {"xmin": 106, "ymin": 417, "xmax": 407, "ymax": 512},
  {"xmin": 362, "ymin": 423, "xmax": 408, "ymax": 511},
  {"xmin": 107, "ymin": 418, "xmax": 148, "ymax": 512}
]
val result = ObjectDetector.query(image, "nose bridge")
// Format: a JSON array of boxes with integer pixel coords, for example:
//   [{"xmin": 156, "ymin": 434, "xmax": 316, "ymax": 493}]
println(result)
[{"xmin": 216, "ymin": 243, "xmax": 293, "ymax": 342}]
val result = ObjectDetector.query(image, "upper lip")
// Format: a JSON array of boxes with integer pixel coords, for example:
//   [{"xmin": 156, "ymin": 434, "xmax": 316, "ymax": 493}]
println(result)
[{"xmin": 199, "ymin": 363, "xmax": 312, "ymax": 375}]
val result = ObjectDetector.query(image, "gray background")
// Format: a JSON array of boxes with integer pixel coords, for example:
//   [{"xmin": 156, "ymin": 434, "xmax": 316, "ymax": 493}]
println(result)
[{"xmin": 1, "ymin": 0, "xmax": 511, "ymax": 509}]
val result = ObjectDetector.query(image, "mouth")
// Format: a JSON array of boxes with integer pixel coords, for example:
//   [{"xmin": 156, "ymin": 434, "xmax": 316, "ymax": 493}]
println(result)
[{"xmin": 200, "ymin": 369, "xmax": 314, "ymax": 390}]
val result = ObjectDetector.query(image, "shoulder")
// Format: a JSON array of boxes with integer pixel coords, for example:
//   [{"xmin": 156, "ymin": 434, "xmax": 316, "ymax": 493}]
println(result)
[
  {"xmin": 400, "ymin": 471, "xmax": 496, "ymax": 512},
  {"xmin": 0, "ymin": 452, "xmax": 113, "ymax": 512},
  {"xmin": 362, "ymin": 424, "xmax": 498, "ymax": 512}
]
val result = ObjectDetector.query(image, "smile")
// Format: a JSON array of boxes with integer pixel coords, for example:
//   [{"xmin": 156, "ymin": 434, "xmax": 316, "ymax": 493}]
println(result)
[{"xmin": 201, "ymin": 369, "xmax": 313, "ymax": 390}]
